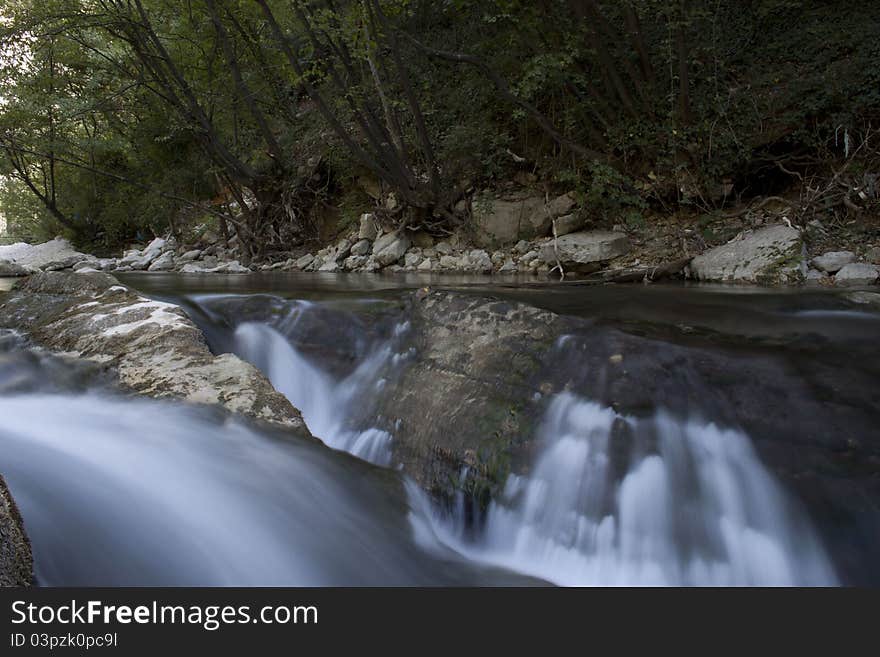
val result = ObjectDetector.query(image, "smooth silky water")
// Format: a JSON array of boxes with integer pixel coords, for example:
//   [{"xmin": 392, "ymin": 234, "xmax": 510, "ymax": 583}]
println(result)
[{"xmin": 4, "ymin": 272, "xmax": 880, "ymax": 585}]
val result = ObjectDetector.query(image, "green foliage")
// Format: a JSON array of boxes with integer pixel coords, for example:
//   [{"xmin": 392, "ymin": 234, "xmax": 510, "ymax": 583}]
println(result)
[{"xmin": 0, "ymin": 0, "xmax": 878, "ymax": 251}]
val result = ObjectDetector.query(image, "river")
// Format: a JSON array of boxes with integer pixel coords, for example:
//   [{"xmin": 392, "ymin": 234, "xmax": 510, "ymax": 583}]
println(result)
[{"xmin": 2, "ymin": 272, "xmax": 878, "ymax": 586}]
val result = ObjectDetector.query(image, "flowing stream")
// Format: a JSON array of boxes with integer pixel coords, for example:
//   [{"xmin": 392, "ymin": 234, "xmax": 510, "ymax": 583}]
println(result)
[{"xmin": 3, "ymin": 275, "xmax": 879, "ymax": 586}]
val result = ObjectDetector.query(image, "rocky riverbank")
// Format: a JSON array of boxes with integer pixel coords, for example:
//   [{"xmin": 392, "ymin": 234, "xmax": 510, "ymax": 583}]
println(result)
[{"xmin": 0, "ymin": 195, "xmax": 880, "ymax": 286}]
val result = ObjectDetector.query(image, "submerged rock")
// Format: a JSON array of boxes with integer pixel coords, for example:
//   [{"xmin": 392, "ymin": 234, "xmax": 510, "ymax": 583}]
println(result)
[
  {"xmin": 689, "ymin": 224, "xmax": 805, "ymax": 284},
  {"xmin": 0, "ymin": 272, "xmax": 311, "ymax": 434},
  {"xmin": 0, "ymin": 474, "xmax": 32, "ymax": 586}
]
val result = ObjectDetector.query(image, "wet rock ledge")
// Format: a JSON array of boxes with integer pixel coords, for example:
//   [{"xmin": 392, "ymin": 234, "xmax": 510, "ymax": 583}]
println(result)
[{"xmin": 0, "ymin": 272, "xmax": 310, "ymax": 434}]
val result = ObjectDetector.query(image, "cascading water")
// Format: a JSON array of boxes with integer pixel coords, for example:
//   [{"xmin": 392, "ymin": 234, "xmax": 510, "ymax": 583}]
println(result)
[
  {"xmin": 230, "ymin": 300, "xmax": 406, "ymax": 466},
  {"xmin": 411, "ymin": 392, "xmax": 837, "ymax": 586},
  {"xmin": 0, "ymin": 388, "xmax": 535, "ymax": 586},
  {"xmin": 1, "ymin": 288, "xmax": 851, "ymax": 586},
  {"xmin": 188, "ymin": 296, "xmax": 838, "ymax": 586}
]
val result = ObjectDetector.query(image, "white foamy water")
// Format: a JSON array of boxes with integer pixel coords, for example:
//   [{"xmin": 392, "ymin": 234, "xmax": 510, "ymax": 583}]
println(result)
[
  {"xmin": 0, "ymin": 394, "xmax": 493, "ymax": 586},
  {"xmin": 411, "ymin": 392, "xmax": 837, "ymax": 586},
  {"xmin": 234, "ymin": 319, "xmax": 395, "ymax": 466}
]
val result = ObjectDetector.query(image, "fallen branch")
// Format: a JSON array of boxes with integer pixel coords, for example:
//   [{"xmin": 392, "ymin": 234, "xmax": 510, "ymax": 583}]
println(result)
[{"xmin": 579, "ymin": 257, "xmax": 693, "ymax": 284}]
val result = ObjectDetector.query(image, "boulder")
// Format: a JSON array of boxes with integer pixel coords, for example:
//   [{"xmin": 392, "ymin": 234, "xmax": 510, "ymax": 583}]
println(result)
[
  {"xmin": 439, "ymin": 255, "xmax": 463, "ymax": 269},
  {"xmin": 834, "ymin": 263, "xmax": 879, "ymax": 286},
  {"xmin": 179, "ymin": 263, "xmax": 211, "ymax": 274},
  {"xmin": 344, "ymin": 255, "xmax": 368, "ymax": 271},
  {"xmin": 142, "ymin": 237, "xmax": 167, "ymax": 258},
  {"xmin": 812, "ymin": 251, "xmax": 856, "ymax": 274},
  {"xmin": 0, "ymin": 272, "xmax": 311, "ymax": 433},
  {"xmin": 688, "ymin": 225, "xmax": 805, "ymax": 284},
  {"xmin": 350, "ymin": 239, "xmax": 372, "ymax": 257},
  {"xmin": 0, "ymin": 475, "xmax": 31, "ymax": 586},
  {"xmin": 318, "ymin": 260, "xmax": 340, "ymax": 272},
  {"xmin": 434, "ymin": 241, "xmax": 454, "ymax": 255},
  {"xmin": 417, "ymin": 258, "xmax": 434, "ymax": 271},
  {"xmin": 371, "ymin": 291, "xmax": 568, "ymax": 501},
  {"xmin": 865, "ymin": 246, "xmax": 880, "ymax": 265},
  {"xmin": 499, "ymin": 259, "xmax": 517, "ymax": 273},
  {"xmin": 295, "ymin": 254, "xmax": 315, "ymax": 270},
  {"xmin": 0, "ymin": 237, "xmax": 87, "ymax": 270},
  {"xmin": 539, "ymin": 231, "xmax": 631, "ymax": 273},
  {"xmin": 332, "ymin": 239, "xmax": 353, "ymax": 262},
  {"xmin": 147, "ymin": 251, "xmax": 176, "ymax": 272},
  {"xmin": 465, "ymin": 249, "xmax": 493, "ymax": 273},
  {"xmin": 210, "ymin": 260, "xmax": 250, "ymax": 274},
  {"xmin": 403, "ymin": 251, "xmax": 422, "ymax": 268},
  {"xmin": 358, "ymin": 213, "xmax": 379, "ymax": 241},
  {"xmin": 472, "ymin": 192, "xmax": 578, "ymax": 247},
  {"xmin": 72, "ymin": 259, "xmax": 99, "ymax": 271},
  {"xmin": 41, "ymin": 255, "xmax": 84, "ymax": 271},
  {"xmin": 178, "ymin": 249, "xmax": 202, "ymax": 263},
  {"xmin": 0, "ymin": 259, "xmax": 29, "ymax": 277},
  {"xmin": 553, "ymin": 214, "xmax": 586, "ymax": 237},
  {"xmin": 373, "ymin": 231, "xmax": 411, "ymax": 266}
]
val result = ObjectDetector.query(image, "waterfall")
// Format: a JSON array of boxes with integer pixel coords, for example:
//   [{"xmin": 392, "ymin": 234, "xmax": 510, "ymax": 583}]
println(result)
[
  {"xmin": 232, "ymin": 309, "xmax": 400, "ymax": 466},
  {"xmin": 205, "ymin": 298, "xmax": 839, "ymax": 586},
  {"xmin": 0, "ymin": 392, "xmax": 535, "ymax": 586},
  {"xmin": 410, "ymin": 392, "xmax": 837, "ymax": 586}
]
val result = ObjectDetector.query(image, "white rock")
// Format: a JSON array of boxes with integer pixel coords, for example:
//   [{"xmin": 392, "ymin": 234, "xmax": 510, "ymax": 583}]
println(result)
[
  {"xmin": 179, "ymin": 263, "xmax": 210, "ymax": 274},
  {"xmin": 148, "ymin": 251, "xmax": 176, "ymax": 272},
  {"xmin": 499, "ymin": 259, "xmax": 517, "ymax": 273},
  {"xmin": 143, "ymin": 237, "xmax": 167, "ymax": 257},
  {"xmin": 812, "ymin": 251, "xmax": 856, "ymax": 274},
  {"xmin": 373, "ymin": 231, "xmax": 411, "ymax": 266},
  {"xmin": 344, "ymin": 255, "xmax": 368, "ymax": 270},
  {"xmin": 72, "ymin": 259, "xmax": 99, "ymax": 271},
  {"xmin": 539, "ymin": 231, "xmax": 631, "ymax": 273},
  {"xmin": 295, "ymin": 254, "xmax": 315, "ymax": 269},
  {"xmin": 350, "ymin": 239, "xmax": 372, "ymax": 257},
  {"xmin": 0, "ymin": 237, "xmax": 87, "ymax": 270},
  {"xmin": 439, "ymin": 255, "xmax": 461, "ymax": 269},
  {"xmin": 178, "ymin": 249, "xmax": 202, "ymax": 263},
  {"xmin": 210, "ymin": 260, "xmax": 250, "ymax": 274},
  {"xmin": 834, "ymin": 263, "xmax": 879, "ymax": 286},
  {"xmin": 467, "ymin": 249, "xmax": 493, "ymax": 273},
  {"xmin": 404, "ymin": 252, "xmax": 422, "ymax": 268},
  {"xmin": 418, "ymin": 258, "xmax": 434, "ymax": 271},
  {"xmin": 513, "ymin": 240, "xmax": 530, "ymax": 254},
  {"xmin": 318, "ymin": 260, "xmax": 340, "ymax": 272},
  {"xmin": 688, "ymin": 225, "xmax": 804, "ymax": 284}
]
